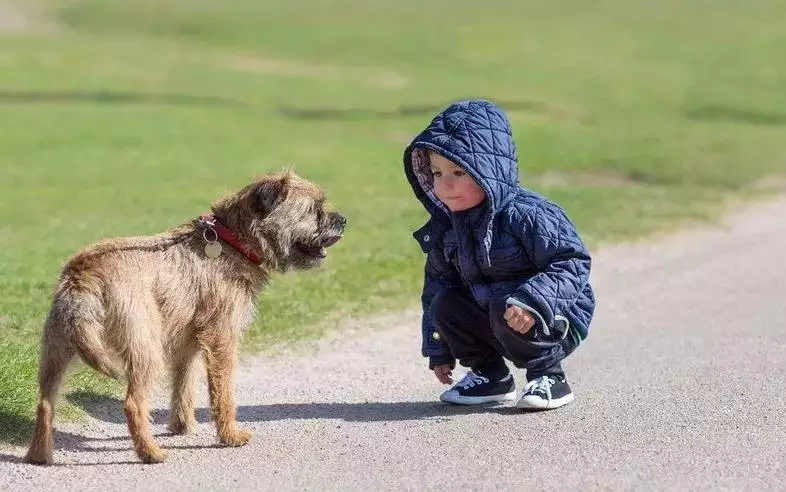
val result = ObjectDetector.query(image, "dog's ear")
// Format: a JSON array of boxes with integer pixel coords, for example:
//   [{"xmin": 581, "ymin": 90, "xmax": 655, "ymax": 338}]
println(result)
[{"xmin": 254, "ymin": 172, "xmax": 291, "ymax": 215}]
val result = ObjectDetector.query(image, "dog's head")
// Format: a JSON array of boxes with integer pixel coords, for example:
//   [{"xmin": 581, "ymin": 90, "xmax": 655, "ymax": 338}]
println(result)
[{"xmin": 212, "ymin": 171, "xmax": 346, "ymax": 271}]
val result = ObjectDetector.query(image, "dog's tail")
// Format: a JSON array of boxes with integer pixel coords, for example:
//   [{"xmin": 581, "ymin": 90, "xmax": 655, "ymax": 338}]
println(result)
[{"xmin": 52, "ymin": 291, "xmax": 122, "ymax": 380}]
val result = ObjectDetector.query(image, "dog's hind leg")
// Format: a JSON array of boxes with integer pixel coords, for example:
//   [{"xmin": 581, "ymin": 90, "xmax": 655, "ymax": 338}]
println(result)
[
  {"xmin": 168, "ymin": 343, "xmax": 201, "ymax": 435},
  {"xmin": 124, "ymin": 356, "xmax": 168, "ymax": 463},
  {"xmin": 120, "ymin": 304, "xmax": 168, "ymax": 463},
  {"xmin": 25, "ymin": 319, "xmax": 75, "ymax": 465},
  {"xmin": 200, "ymin": 329, "xmax": 252, "ymax": 447}
]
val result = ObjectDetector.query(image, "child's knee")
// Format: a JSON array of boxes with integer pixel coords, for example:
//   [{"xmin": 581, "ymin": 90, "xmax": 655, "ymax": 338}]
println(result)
[
  {"xmin": 488, "ymin": 287, "xmax": 515, "ymax": 324},
  {"xmin": 488, "ymin": 292, "xmax": 540, "ymax": 345},
  {"xmin": 490, "ymin": 312, "xmax": 520, "ymax": 343},
  {"xmin": 489, "ymin": 300, "xmax": 521, "ymax": 342},
  {"xmin": 428, "ymin": 286, "xmax": 466, "ymax": 325}
]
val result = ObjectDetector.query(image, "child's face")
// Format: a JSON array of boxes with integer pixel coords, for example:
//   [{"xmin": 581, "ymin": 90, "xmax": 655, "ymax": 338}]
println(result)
[{"xmin": 428, "ymin": 151, "xmax": 486, "ymax": 212}]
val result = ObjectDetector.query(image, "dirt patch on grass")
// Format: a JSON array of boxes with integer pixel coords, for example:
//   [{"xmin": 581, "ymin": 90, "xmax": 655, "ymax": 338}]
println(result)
[
  {"xmin": 752, "ymin": 174, "xmax": 786, "ymax": 192},
  {"xmin": 0, "ymin": 3, "xmax": 31, "ymax": 32},
  {"xmin": 529, "ymin": 170, "xmax": 643, "ymax": 189},
  {"xmin": 226, "ymin": 54, "xmax": 411, "ymax": 89},
  {"xmin": 0, "ymin": 2, "xmax": 55, "ymax": 33}
]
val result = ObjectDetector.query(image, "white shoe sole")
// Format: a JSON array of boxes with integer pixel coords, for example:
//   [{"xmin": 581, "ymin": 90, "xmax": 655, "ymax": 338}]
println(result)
[
  {"xmin": 440, "ymin": 390, "xmax": 517, "ymax": 405},
  {"xmin": 516, "ymin": 392, "xmax": 575, "ymax": 410}
]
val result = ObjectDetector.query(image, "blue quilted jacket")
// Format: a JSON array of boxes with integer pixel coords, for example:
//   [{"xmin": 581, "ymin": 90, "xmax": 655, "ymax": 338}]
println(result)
[{"xmin": 403, "ymin": 99, "xmax": 595, "ymax": 363}]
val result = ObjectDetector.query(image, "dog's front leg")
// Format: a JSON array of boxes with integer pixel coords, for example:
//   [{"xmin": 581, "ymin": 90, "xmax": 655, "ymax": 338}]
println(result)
[{"xmin": 201, "ymin": 332, "xmax": 252, "ymax": 446}]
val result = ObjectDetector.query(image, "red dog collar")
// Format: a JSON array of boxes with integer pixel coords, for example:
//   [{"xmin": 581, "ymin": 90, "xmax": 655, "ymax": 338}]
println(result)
[{"xmin": 199, "ymin": 214, "xmax": 262, "ymax": 266}]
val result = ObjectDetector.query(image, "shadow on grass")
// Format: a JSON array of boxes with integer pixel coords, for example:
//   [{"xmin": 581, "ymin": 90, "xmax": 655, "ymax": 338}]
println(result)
[
  {"xmin": 0, "ymin": 92, "xmax": 576, "ymax": 125},
  {"xmin": 685, "ymin": 104, "xmax": 786, "ymax": 126},
  {"xmin": 279, "ymin": 99, "xmax": 574, "ymax": 121},
  {"xmin": 0, "ymin": 91, "xmax": 245, "ymax": 108},
  {"xmin": 0, "ymin": 409, "xmax": 34, "ymax": 447}
]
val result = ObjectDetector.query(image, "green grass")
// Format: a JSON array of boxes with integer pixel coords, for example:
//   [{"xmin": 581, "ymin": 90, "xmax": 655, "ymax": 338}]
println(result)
[{"xmin": 2, "ymin": 0, "xmax": 785, "ymax": 445}]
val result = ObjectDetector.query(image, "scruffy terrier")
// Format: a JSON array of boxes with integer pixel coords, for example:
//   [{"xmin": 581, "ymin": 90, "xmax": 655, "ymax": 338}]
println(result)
[{"xmin": 25, "ymin": 171, "xmax": 345, "ymax": 464}]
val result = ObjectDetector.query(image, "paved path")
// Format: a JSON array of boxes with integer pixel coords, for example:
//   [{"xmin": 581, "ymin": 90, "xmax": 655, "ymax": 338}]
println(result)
[{"xmin": 2, "ymin": 198, "xmax": 785, "ymax": 491}]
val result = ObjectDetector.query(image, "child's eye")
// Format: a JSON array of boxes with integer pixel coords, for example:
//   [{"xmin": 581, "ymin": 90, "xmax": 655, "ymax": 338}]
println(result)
[
  {"xmin": 453, "ymin": 170, "xmax": 465, "ymax": 177},
  {"xmin": 431, "ymin": 170, "xmax": 442, "ymax": 178}
]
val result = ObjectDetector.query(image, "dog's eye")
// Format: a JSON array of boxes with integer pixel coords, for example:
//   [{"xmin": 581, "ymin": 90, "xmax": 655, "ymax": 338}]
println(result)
[{"xmin": 312, "ymin": 201, "xmax": 326, "ymax": 221}]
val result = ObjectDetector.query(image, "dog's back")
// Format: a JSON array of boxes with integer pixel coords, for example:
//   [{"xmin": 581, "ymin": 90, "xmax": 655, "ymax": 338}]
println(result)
[{"xmin": 50, "ymin": 227, "xmax": 197, "ymax": 376}]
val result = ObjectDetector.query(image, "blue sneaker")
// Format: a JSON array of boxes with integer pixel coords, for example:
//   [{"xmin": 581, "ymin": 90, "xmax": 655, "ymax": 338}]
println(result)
[
  {"xmin": 440, "ymin": 371, "xmax": 516, "ymax": 405},
  {"xmin": 516, "ymin": 375, "xmax": 575, "ymax": 410}
]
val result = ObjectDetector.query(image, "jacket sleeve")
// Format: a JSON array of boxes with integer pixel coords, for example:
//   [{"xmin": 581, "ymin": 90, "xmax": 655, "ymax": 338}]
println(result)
[
  {"xmin": 510, "ymin": 201, "xmax": 592, "ymax": 334},
  {"xmin": 420, "ymin": 246, "xmax": 461, "ymax": 362}
]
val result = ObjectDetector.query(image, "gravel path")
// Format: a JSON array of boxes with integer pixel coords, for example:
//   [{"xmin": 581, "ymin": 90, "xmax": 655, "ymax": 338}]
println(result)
[{"xmin": 2, "ymin": 197, "xmax": 785, "ymax": 491}]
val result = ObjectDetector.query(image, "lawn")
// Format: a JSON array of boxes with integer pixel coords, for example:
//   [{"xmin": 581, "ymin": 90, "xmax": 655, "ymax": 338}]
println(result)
[{"xmin": 1, "ymin": 0, "xmax": 785, "ymax": 445}]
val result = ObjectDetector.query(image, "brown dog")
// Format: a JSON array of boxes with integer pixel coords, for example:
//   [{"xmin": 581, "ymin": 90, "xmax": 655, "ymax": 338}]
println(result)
[{"xmin": 24, "ymin": 171, "xmax": 345, "ymax": 465}]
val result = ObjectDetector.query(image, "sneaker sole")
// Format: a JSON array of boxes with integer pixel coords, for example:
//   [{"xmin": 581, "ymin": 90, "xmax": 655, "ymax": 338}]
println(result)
[
  {"xmin": 516, "ymin": 392, "xmax": 575, "ymax": 410},
  {"xmin": 440, "ymin": 390, "xmax": 517, "ymax": 405}
]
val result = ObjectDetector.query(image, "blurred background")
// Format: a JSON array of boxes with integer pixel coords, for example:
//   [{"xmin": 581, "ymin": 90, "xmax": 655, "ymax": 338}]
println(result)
[{"xmin": 1, "ymin": 0, "xmax": 785, "ymax": 443}]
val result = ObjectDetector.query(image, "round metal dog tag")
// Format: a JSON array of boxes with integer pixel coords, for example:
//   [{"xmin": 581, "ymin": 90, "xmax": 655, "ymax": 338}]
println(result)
[{"xmin": 204, "ymin": 241, "xmax": 222, "ymax": 259}]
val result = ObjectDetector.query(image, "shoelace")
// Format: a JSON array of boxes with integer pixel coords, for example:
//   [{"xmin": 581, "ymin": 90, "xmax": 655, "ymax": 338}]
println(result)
[
  {"xmin": 456, "ymin": 371, "xmax": 490, "ymax": 389},
  {"xmin": 523, "ymin": 376, "xmax": 556, "ymax": 402}
]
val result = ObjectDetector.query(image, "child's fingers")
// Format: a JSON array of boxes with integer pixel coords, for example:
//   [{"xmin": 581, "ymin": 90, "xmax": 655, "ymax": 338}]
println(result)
[
  {"xmin": 443, "ymin": 370, "xmax": 453, "ymax": 384},
  {"xmin": 507, "ymin": 314, "xmax": 526, "ymax": 329},
  {"xmin": 505, "ymin": 307, "xmax": 533, "ymax": 327},
  {"xmin": 509, "ymin": 317, "xmax": 534, "ymax": 334},
  {"xmin": 433, "ymin": 366, "xmax": 453, "ymax": 384}
]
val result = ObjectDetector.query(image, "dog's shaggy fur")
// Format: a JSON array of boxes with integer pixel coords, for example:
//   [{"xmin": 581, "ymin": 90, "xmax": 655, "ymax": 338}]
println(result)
[{"xmin": 24, "ymin": 171, "xmax": 345, "ymax": 465}]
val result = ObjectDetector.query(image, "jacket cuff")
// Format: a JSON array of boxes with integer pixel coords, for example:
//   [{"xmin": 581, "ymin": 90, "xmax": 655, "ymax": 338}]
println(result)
[
  {"xmin": 429, "ymin": 354, "xmax": 456, "ymax": 370},
  {"xmin": 507, "ymin": 294, "xmax": 552, "ymax": 336}
]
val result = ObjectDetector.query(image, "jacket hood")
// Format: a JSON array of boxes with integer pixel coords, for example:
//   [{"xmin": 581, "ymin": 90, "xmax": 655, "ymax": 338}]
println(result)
[{"xmin": 404, "ymin": 99, "xmax": 520, "ymax": 258}]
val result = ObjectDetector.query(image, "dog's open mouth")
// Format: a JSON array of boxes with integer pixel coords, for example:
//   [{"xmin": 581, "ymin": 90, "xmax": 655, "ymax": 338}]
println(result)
[{"xmin": 295, "ymin": 235, "xmax": 342, "ymax": 259}]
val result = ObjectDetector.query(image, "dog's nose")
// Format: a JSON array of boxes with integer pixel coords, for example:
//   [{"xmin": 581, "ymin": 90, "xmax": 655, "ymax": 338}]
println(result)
[{"xmin": 336, "ymin": 214, "xmax": 347, "ymax": 228}]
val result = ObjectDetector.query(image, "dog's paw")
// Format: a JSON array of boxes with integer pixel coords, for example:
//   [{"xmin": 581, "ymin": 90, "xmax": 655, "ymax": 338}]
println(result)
[
  {"xmin": 168, "ymin": 417, "xmax": 198, "ymax": 435},
  {"xmin": 219, "ymin": 428, "xmax": 252, "ymax": 447},
  {"xmin": 138, "ymin": 445, "xmax": 169, "ymax": 464},
  {"xmin": 23, "ymin": 450, "xmax": 52, "ymax": 466}
]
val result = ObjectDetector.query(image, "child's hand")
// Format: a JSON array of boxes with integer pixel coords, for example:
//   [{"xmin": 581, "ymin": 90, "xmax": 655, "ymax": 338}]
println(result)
[
  {"xmin": 433, "ymin": 364, "xmax": 454, "ymax": 385},
  {"xmin": 504, "ymin": 305, "xmax": 536, "ymax": 334}
]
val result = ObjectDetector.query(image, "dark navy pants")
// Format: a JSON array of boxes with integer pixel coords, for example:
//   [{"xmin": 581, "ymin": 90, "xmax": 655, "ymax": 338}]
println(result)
[{"xmin": 430, "ymin": 285, "xmax": 578, "ymax": 381}]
